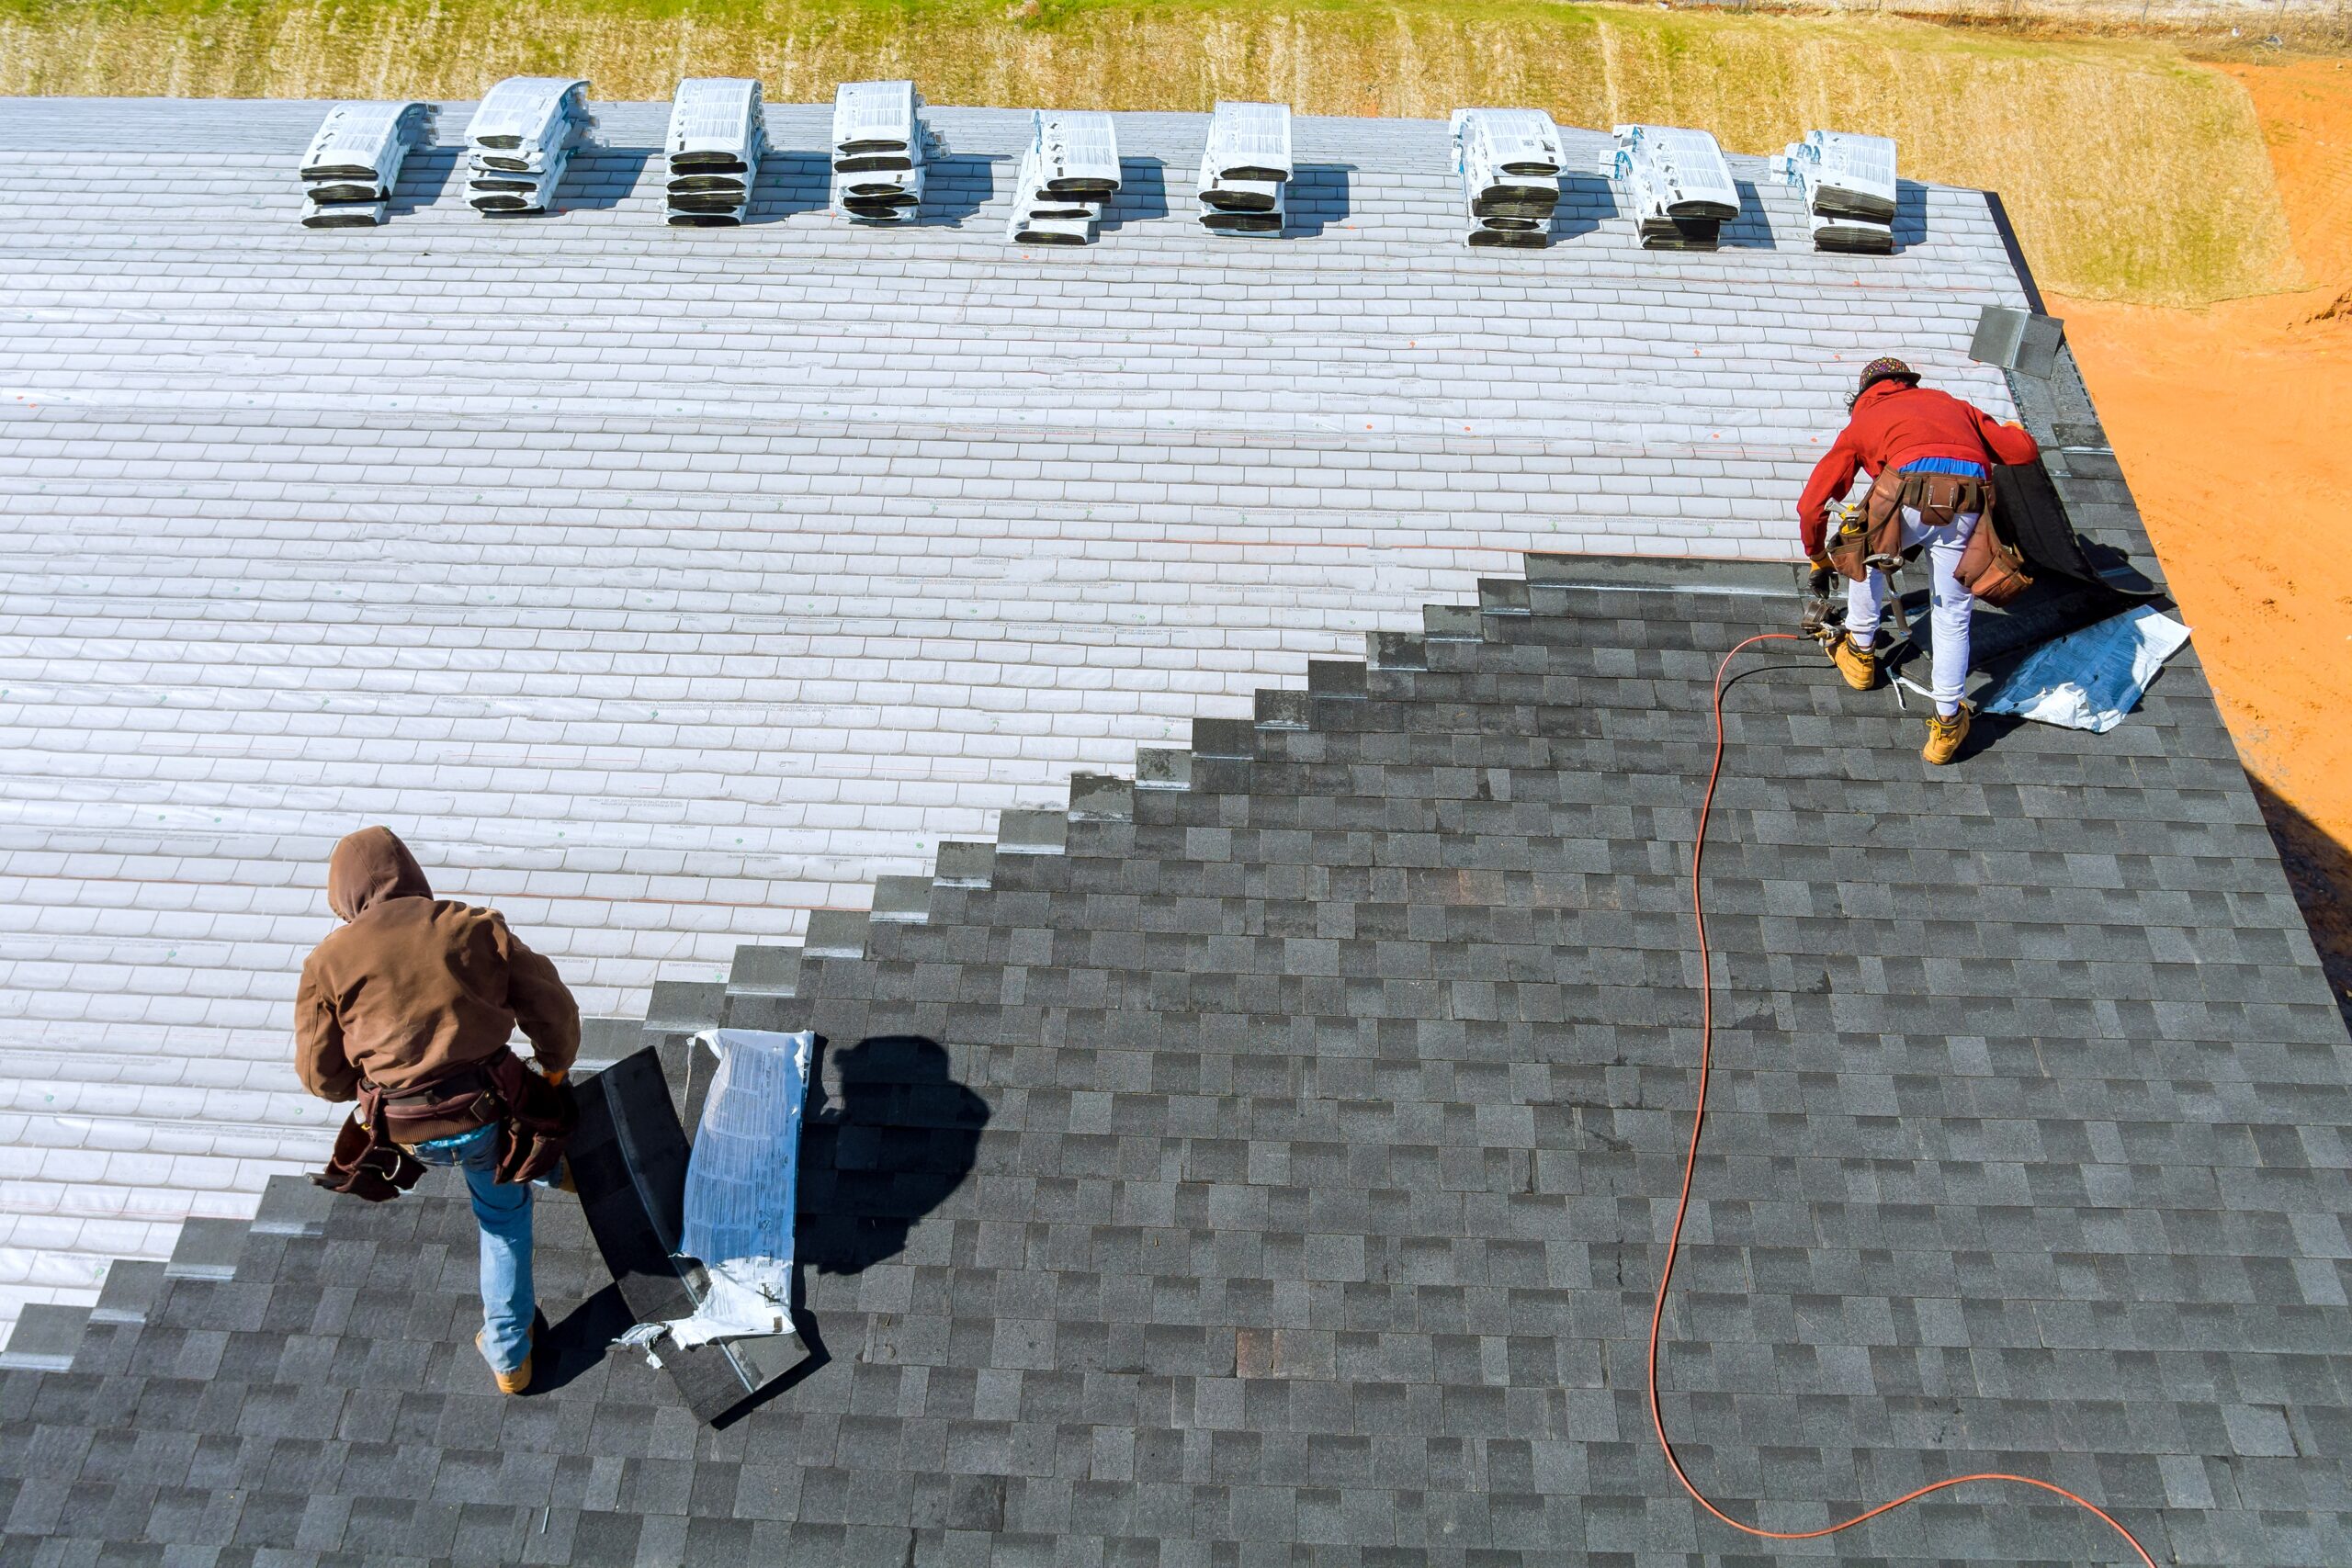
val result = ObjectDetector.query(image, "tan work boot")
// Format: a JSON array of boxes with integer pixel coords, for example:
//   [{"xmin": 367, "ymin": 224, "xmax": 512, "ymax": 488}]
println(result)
[
  {"xmin": 478, "ymin": 1325, "xmax": 535, "ymax": 1395},
  {"xmin": 1828, "ymin": 632, "xmax": 1878, "ymax": 692},
  {"xmin": 1922, "ymin": 705, "xmax": 1972, "ymax": 765}
]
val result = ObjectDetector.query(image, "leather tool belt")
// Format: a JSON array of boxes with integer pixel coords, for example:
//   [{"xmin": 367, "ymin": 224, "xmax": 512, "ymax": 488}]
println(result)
[{"xmin": 313, "ymin": 1050, "xmax": 577, "ymax": 1202}]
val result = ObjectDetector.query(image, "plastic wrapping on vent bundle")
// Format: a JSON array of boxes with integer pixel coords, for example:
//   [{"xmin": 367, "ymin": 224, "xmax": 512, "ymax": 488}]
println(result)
[{"xmin": 667, "ymin": 1027, "xmax": 813, "ymax": 1348}]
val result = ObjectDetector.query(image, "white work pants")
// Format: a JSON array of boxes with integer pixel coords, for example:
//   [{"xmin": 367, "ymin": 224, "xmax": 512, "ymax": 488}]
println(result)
[{"xmin": 1846, "ymin": 507, "xmax": 1978, "ymax": 716}]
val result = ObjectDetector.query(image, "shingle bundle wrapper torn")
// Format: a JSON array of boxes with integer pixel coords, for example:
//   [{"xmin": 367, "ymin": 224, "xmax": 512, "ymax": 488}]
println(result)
[
  {"xmin": 1007, "ymin": 110, "xmax": 1120, "ymax": 246},
  {"xmin": 296, "ymin": 100, "xmax": 432, "ymax": 228},
  {"xmin": 831, "ymin": 80, "xmax": 938, "ymax": 225},
  {"xmin": 1773, "ymin": 129, "xmax": 1899, "ymax": 254},
  {"xmin": 1601, "ymin": 122, "xmax": 1741, "ymax": 250},
  {"xmin": 663, "ymin": 78, "xmax": 763, "ymax": 226},
  {"xmin": 1196, "ymin": 100, "xmax": 1291, "ymax": 235},
  {"xmin": 1452, "ymin": 107, "xmax": 1564, "ymax": 249},
  {"xmin": 657, "ymin": 1028, "xmax": 812, "ymax": 1350},
  {"xmin": 464, "ymin": 76, "xmax": 593, "ymax": 215}
]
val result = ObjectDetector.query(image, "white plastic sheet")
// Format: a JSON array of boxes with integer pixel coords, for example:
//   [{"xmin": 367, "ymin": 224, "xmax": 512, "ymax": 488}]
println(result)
[
  {"xmin": 1981, "ymin": 606, "xmax": 2191, "ymax": 733},
  {"xmin": 662, "ymin": 1027, "xmax": 813, "ymax": 1348}
]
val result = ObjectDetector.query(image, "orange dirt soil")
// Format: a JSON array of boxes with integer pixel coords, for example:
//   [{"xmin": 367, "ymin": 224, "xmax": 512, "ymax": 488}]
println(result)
[{"xmin": 2050, "ymin": 58, "xmax": 2352, "ymax": 1016}]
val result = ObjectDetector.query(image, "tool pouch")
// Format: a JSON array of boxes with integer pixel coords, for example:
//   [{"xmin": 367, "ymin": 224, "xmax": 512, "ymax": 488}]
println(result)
[
  {"xmin": 486, "ymin": 1052, "xmax": 577, "ymax": 1186},
  {"xmin": 1953, "ymin": 502, "xmax": 2034, "ymax": 605},
  {"xmin": 1826, "ymin": 468, "xmax": 1910, "ymax": 582},
  {"xmin": 1899, "ymin": 468, "xmax": 1992, "ymax": 531},
  {"xmin": 313, "ymin": 1105, "xmax": 426, "ymax": 1202}
]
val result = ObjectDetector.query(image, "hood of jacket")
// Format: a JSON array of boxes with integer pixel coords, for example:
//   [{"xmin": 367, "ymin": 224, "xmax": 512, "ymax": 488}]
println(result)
[{"xmin": 326, "ymin": 827, "xmax": 434, "ymax": 922}]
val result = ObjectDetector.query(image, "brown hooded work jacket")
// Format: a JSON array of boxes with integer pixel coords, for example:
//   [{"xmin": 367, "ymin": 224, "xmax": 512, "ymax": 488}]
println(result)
[{"xmin": 294, "ymin": 827, "xmax": 580, "ymax": 1102}]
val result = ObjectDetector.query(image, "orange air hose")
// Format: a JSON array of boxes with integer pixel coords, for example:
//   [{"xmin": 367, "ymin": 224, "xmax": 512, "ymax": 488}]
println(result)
[{"xmin": 1647, "ymin": 631, "xmax": 2159, "ymax": 1567}]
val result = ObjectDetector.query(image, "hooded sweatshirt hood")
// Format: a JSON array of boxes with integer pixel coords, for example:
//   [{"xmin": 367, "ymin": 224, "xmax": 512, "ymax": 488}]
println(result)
[{"xmin": 326, "ymin": 827, "xmax": 434, "ymax": 922}]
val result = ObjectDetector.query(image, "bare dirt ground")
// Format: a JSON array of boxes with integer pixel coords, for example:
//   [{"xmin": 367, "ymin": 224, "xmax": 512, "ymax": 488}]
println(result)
[{"xmin": 2053, "ymin": 57, "xmax": 2352, "ymax": 1019}]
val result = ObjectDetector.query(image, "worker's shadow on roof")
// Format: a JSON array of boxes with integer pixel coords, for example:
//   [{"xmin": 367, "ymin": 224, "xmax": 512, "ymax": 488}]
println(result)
[{"xmin": 797, "ymin": 1033, "xmax": 990, "ymax": 1276}]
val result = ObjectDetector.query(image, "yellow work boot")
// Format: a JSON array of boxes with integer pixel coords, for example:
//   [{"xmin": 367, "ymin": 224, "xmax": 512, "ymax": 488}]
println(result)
[
  {"xmin": 478, "ymin": 1326, "xmax": 535, "ymax": 1395},
  {"xmin": 1922, "ymin": 705, "xmax": 1972, "ymax": 766},
  {"xmin": 1828, "ymin": 632, "xmax": 1878, "ymax": 692}
]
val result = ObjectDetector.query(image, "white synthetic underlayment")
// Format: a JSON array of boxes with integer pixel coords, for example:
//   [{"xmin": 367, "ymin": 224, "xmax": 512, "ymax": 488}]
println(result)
[{"xmin": 0, "ymin": 97, "xmax": 2029, "ymax": 1330}]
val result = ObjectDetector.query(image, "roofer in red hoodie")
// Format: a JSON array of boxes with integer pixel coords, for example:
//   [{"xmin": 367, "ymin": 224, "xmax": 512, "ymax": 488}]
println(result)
[{"xmin": 1797, "ymin": 357, "xmax": 2041, "ymax": 764}]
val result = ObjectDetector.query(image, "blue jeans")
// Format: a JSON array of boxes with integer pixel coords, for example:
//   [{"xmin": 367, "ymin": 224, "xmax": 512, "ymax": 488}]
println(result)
[{"xmin": 408, "ymin": 1122, "xmax": 534, "ymax": 1371}]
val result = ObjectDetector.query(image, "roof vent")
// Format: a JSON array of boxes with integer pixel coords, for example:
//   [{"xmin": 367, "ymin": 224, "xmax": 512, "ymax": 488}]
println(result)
[
  {"xmin": 1007, "ymin": 111, "xmax": 1122, "ymax": 245},
  {"xmin": 297, "ymin": 101, "xmax": 435, "ymax": 228},
  {"xmin": 1197, "ymin": 101, "xmax": 1292, "ymax": 237},
  {"xmin": 831, "ymin": 81, "xmax": 942, "ymax": 225},
  {"xmin": 465, "ymin": 77, "xmax": 594, "ymax": 215},
  {"xmin": 1451, "ymin": 107, "xmax": 1563, "ymax": 249},
  {"xmin": 665, "ymin": 78, "xmax": 764, "ymax": 226},
  {"xmin": 1599, "ymin": 124, "xmax": 1739, "ymax": 250},
  {"xmin": 1770, "ymin": 130, "xmax": 1897, "ymax": 254}
]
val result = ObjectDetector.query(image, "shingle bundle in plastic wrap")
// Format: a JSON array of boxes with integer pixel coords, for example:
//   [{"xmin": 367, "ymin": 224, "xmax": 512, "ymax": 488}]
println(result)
[
  {"xmin": 1196, "ymin": 100, "xmax": 1291, "ymax": 236},
  {"xmin": 465, "ymin": 77, "xmax": 594, "ymax": 216},
  {"xmin": 1770, "ymin": 130, "xmax": 1898, "ymax": 254},
  {"xmin": 1452, "ymin": 107, "xmax": 1563, "ymax": 249},
  {"xmin": 666, "ymin": 1028, "xmax": 814, "ymax": 1348},
  {"xmin": 665, "ymin": 78, "xmax": 764, "ymax": 226},
  {"xmin": 1598, "ymin": 124, "xmax": 1740, "ymax": 251},
  {"xmin": 298, "ymin": 101, "xmax": 435, "ymax": 228},
  {"xmin": 831, "ymin": 80, "xmax": 942, "ymax": 225},
  {"xmin": 1006, "ymin": 110, "xmax": 1121, "ymax": 246}
]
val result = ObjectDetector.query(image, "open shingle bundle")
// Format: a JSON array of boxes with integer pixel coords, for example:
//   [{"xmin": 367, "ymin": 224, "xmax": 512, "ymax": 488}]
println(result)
[
  {"xmin": 1451, "ymin": 108, "xmax": 1564, "ymax": 249},
  {"xmin": 1598, "ymin": 124, "xmax": 1740, "ymax": 251},
  {"xmin": 665, "ymin": 78, "xmax": 764, "ymax": 226},
  {"xmin": 466, "ymin": 77, "xmax": 594, "ymax": 216},
  {"xmin": 298, "ymin": 101, "xmax": 434, "ymax": 228},
  {"xmin": 1195, "ymin": 101, "xmax": 1291, "ymax": 237},
  {"xmin": 1006, "ymin": 110, "xmax": 1121, "ymax": 246},
  {"xmin": 1771, "ymin": 130, "xmax": 1898, "ymax": 254},
  {"xmin": 831, "ymin": 80, "xmax": 941, "ymax": 225}
]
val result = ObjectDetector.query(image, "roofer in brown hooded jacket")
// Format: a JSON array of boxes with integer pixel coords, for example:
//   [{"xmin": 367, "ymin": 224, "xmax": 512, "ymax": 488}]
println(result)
[
  {"xmin": 295, "ymin": 827, "xmax": 580, "ymax": 1393},
  {"xmin": 1797, "ymin": 357, "xmax": 2041, "ymax": 764}
]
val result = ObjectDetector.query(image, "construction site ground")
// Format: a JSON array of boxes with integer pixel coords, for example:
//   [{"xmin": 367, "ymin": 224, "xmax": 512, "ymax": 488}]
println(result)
[{"xmin": 2053, "ymin": 56, "xmax": 2352, "ymax": 1026}]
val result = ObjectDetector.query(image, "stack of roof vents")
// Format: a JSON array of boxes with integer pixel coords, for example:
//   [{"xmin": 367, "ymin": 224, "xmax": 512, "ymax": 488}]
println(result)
[
  {"xmin": 1006, "ymin": 110, "xmax": 1122, "ymax": 245},
  {"xmin": 466, "ymin": 77, "xmax": 594, "ymax": 215},
  {"xmin": 664, "ymin": 78, "xmax": 765, "ymax": 226},
  {"xmin": 1195, "ymin": 101, "xmax": 1292, "ymax": 237},
  {"xmin": 1771, "ymin": 130, "xmax": 1898, "ymax": 254},
  {"xmin": 297, "ymin": 101, "xmax": 434, "ymax": 228},
  {"xmin": 1598, "ymin": 124, "xmax": 1740, "ymax": 251},
  {"xmin": 1451, "ymin": 108, "xmax": 1564, "ymax": 249},
  {"xmin": 831, "ymin": 80, "xmax": 939, "ymax": 225}
]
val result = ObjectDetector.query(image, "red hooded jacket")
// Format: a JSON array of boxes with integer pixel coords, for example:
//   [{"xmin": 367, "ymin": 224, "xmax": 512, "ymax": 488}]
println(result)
[{"xmin": 1795, "ymin": 380, "xmax": 2041, "ymax": 558}]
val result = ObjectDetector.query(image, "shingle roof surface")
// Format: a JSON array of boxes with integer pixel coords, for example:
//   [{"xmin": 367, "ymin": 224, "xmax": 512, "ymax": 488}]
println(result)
[
  {"xmin": 6, "ymin": 545, "xmax": 2349, "ymax": 1565},
  {"xmin": 0, "ymin": 97, "xmax": 2040, "ymax": 1326}
]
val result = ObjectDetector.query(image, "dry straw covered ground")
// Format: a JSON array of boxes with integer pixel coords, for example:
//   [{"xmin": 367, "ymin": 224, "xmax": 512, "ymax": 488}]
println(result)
[{"xmin": 0, "ymin": 0, "xmax": 2305, "ymax": 303}]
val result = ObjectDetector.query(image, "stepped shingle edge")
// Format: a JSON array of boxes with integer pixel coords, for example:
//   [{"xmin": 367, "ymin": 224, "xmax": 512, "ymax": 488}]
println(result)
[{"xmin": 5, "ymin": 531, "xmax": 2347, "ymax": 1564}]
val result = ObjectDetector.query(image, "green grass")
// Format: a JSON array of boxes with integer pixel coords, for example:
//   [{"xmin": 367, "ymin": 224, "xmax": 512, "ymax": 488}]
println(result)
[{"xmin": 0, "ymin": 0, "xmax": 2302, "ymax": 304}]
